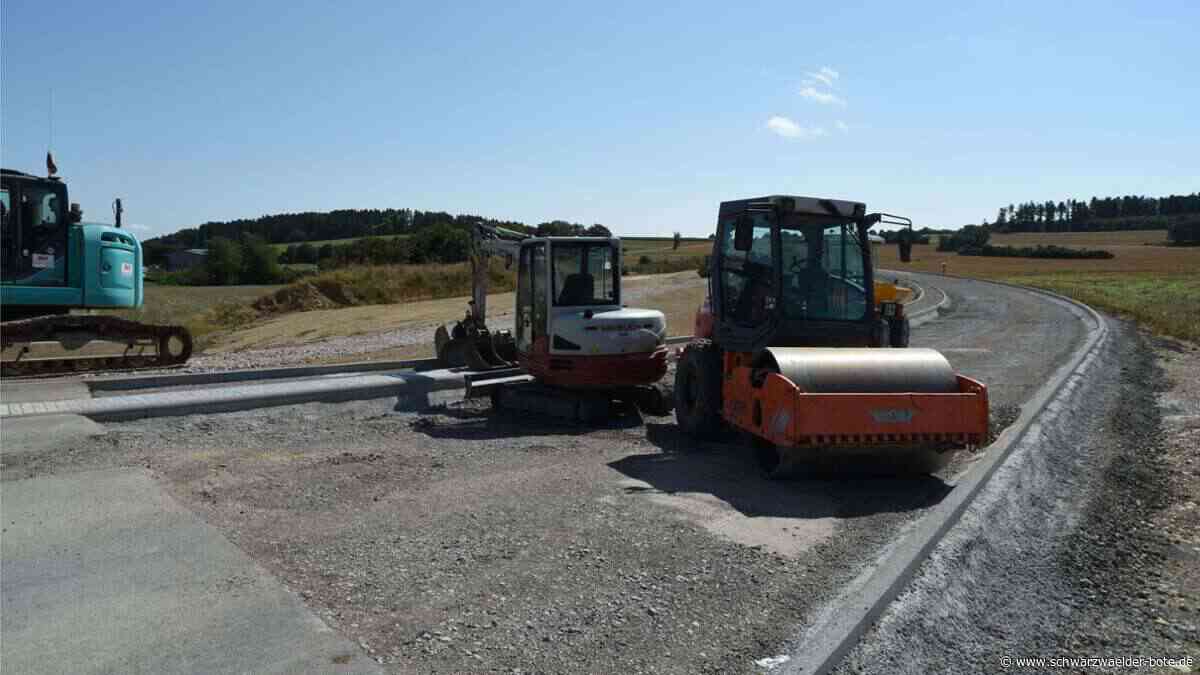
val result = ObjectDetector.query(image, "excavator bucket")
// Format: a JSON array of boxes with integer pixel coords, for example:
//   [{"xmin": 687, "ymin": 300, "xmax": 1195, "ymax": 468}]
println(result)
[
  {"xmin": 434, "ymin": 321, "xmax": 516, "ymax": 370},
  {"xmin": 723, "ymin": 348, "xmax": 989, "ymax": 477}
]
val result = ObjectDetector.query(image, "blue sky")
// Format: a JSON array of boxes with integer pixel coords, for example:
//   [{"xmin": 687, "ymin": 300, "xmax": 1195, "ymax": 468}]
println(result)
[{"xmin": 3, "ymin": 0, "xmax": 1197, "ymax": 238}]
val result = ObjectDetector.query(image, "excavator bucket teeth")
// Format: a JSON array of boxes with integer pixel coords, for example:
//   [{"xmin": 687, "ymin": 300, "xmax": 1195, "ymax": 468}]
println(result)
[
  {"xmin": 473, "ymin": 333, "xmax": 513, "ymax": 368},
  {"xmin": 492, "ymin": 332, "xmax": 518, "ymax": 363},
  {"xmin": 434, "ymin": 324, "xmax": 465, "ymax": 365}
]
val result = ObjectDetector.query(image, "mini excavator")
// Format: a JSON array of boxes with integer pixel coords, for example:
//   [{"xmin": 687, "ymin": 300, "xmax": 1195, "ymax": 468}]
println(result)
[{"xmin": 435, "ymin": 223, "xmax": 672, "ymax": 421}]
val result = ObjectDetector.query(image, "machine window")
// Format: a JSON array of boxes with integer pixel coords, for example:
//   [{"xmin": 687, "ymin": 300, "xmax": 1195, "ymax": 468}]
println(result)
[
  {"xmin": 530, "ymin": 243, "xmax": 547, "ymax": 337},
  {"xmin": 0, "ymin": 189, "xmax": 12, "ymax": 283},
  {"xmin": 719, "ymin": 213, "xmax": 774, "ymax": 325},
  {"xmin": 551, "ymin": 242, "xmax": 616, "ymax": 306},
  {"xmin": 780, "ymin": 222, "xmax": 867, "ymax": 321},
  {"xmin": 16, "ymin": 185, "xmax": 68, "ymax": 285}
]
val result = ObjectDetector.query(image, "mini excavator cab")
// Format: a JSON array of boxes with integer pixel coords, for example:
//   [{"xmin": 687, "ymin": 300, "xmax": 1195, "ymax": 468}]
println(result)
[
  {"xmin": 712, "ymin": 195, "xmax": 906, "ymax": 350},
  {"xmin": 514, "ymin": 237, "xmax": 618, "ymax": 356},
  {"xmin": 514, "ymin": 236, "xmax": 667, "ymax": 389}
]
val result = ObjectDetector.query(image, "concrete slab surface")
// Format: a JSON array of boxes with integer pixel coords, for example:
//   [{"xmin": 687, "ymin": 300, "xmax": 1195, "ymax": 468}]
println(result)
[
  {"xmin": 1, "ymin": 468, "xmax": 380, "ymax": 675},
  {"xmin": 0, "ymin": 414, "xmax": 106, "ymax": 455},
  {"xmin": 0, "ymin": 379, "xmax": 90, "ymax": 404}
]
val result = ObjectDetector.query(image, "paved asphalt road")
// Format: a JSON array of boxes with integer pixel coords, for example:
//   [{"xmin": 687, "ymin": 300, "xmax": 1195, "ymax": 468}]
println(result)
[{"xmin": 1, "ymin": 273, "xmax": 1090, "ymax": 674}]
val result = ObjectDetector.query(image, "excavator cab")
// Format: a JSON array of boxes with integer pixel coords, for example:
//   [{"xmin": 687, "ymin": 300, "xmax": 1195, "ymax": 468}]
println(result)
[
  {"xmin": 515, "ymin": 238, "xmax": 617, "ymax": 354},
  {"xmin": 1, "ymin": 170, "xmax": 74, "ymax": 305},
  {"xmin": 515, "ymin": 237, "xmax": 666, "ymax": 388}
]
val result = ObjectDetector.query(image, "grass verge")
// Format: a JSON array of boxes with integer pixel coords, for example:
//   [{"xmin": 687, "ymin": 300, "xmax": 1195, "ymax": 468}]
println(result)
[{"xmin": 1000, "ymin": 273, "xmax": 1200, "ymax": 343}]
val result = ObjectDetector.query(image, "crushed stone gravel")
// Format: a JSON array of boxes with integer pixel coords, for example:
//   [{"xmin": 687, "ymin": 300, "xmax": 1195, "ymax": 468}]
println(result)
[{"xmin": 834, "ymin": 322, "xmax": 1200, "ymax": 675}]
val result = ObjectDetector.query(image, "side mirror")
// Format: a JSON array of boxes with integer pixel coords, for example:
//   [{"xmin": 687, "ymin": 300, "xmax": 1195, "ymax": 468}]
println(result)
[{"xmin": 733, "ymin": 213, "xmax": 754, "ymax": 251}]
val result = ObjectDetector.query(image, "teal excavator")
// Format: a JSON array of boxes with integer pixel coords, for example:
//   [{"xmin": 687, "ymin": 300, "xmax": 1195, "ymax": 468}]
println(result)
[{"xmin": 1, "ymin": 163, "xmax": 192, "ymax": 376}]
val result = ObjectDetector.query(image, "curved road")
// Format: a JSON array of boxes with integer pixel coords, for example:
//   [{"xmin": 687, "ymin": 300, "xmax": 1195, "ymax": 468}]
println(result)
[{"xmin": 1, "ymin": 275, "xmax": 1093, "ymax": 674}]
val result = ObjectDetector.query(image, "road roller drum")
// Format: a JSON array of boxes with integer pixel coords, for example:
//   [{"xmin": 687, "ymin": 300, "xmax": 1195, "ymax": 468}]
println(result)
[{"xmin": 750, "ymin": 348, "xmax": 959, "ymax": 394}]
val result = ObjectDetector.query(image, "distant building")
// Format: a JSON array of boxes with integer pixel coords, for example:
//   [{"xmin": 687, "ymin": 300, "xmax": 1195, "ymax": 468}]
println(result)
[{"xmin": 166, "ymin": 248, "xmax": 208, "ymax": 271}]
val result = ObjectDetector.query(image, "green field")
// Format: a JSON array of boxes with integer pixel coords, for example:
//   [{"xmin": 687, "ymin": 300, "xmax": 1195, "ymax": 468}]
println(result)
[{"xmin": 1000, "ymin": 273, "xmax": 1200, "ymax": 344}]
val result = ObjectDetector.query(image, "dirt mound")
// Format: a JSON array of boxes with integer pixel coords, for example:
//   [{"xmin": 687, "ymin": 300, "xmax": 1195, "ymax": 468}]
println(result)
[
  {"xmin": 252, "ymin": 282, "xmax": 337, "ymax": 314},
  {"xmin": 311, "ymin": 279, "xmax": 361, "ymax": 307}
]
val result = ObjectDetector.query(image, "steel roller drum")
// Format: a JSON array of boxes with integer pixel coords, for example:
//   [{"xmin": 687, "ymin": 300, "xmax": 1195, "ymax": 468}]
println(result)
[{"xmin": 751, "ymin": 347, "xmax": 958, "ymax": 394}]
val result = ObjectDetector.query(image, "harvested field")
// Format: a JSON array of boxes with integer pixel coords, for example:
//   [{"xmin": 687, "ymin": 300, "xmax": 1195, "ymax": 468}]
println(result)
[
  {"xmin": 186, "ymin": 271, "xmax": 706, "ymax": 369},
  {"xmin": 877, "ymin": 230, "xmax": 1198, "ymax": 276}
]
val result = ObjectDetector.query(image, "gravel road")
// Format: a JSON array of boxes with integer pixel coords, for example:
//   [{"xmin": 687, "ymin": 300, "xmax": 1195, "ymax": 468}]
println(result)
[{"xmin": 2, "ymin": 274, "xmax": 1099, "ymax": 673}]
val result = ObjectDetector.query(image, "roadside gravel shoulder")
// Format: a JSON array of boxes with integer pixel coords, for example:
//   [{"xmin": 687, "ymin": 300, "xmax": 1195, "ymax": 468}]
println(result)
[{"xmin": 835, "ymin": 321, "xmax": 1200, "ymax": 674}]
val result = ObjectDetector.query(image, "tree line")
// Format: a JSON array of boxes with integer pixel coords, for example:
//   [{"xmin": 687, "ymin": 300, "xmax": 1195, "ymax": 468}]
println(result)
[
  {"xmin": 143, "ymin": 207, "xmax": 615, "ymax": 270},
  {"xmin": 937, "ymin": 225, "xmax": 1113, "ymax": 259},
  {"xmin": 150, "ymin": 209, "xmax": 529, "ymax": 250},
  {"xmin": 990, "ymin": 192, "xmax": 1200, "ymax": 233},
  {"xmin": 282, "ymin": 221, "xmax": 614, "ymax": 271}
]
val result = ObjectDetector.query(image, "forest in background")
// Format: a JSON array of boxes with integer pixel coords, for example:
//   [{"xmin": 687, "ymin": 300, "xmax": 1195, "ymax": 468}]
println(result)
[
  {"xmin": 142, "ymin": 189, "xmax": 1200, "ymax": 285},
  {"xmin": 987, "ymin": 192, "xmax": 1200, "ymax": 234}
]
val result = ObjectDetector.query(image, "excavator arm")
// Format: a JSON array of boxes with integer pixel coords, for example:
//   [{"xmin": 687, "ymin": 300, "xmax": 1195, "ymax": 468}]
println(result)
[
  {"xmin": 468, "ymin": 223, "xmax": 526, "ymax": 327},
  {"xmin": 433, "ymin": 223, "xmax": 527, "ymax": 369}
]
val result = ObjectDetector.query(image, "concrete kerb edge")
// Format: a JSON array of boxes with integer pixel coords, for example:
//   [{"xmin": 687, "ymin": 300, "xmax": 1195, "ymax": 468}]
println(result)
[
  {"xmin": 906, "ymin": 285, "xmax": 948, "ymax": 329},
  {"xmin": 84, "ymin": 356, "xmax": 446, "ymax": 392},
  {"xmin": 79, "ymin": 336, "xmax": 700, "ymax": 395},
  {"xmin": 2, "ymin": 338, "xmax": 699, "ymax": 422},
  {"xmin": 781, "ymin": 275, "xmax": 1109, "ymax": 675}
]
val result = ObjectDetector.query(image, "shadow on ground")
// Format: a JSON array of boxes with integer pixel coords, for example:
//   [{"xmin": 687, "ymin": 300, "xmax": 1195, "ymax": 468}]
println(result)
[
  {"xmin": 609, "ymin": 423, "xmax": 956, "ymax": 520},
  {"xmin": 406, "ymin": 403, "xmax": 646, "ymax": 440}
]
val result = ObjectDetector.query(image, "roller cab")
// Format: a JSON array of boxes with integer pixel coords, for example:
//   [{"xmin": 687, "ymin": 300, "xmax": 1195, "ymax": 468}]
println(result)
[{"xmin": 676, "ymin": 195, "xmax": 989, "ymax": 476}]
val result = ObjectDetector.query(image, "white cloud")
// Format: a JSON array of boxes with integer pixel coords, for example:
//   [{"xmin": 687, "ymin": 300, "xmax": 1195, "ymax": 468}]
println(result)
[
  {"xmin": 835, "ymin": 120, "xmax": 849, "ymax": 133},
  {"xmin": 802, "ymin": 66, "xmax": 839, "ymax": 88},
  {"xmin": 126, "ymin": 223, "xmax": 152, "ymax": 233},
  {"xmin": 766, "ymin": 116, "xmax": 827, "ymax": 140},
  {"xmin": 799, "ymin": 86, "xmax": 846, "ymax": 106}
]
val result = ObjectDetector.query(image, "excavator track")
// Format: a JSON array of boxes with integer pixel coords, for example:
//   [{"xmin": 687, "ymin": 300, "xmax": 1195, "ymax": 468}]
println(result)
[{"xmin": 1, "ymin": 315, "xmax": 193, "ymax": 378}]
